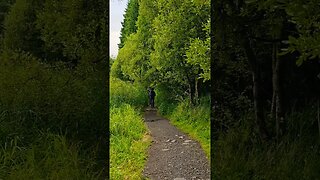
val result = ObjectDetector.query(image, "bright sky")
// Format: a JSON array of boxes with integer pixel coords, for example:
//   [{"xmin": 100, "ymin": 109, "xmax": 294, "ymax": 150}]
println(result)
[{"xmin": 110, "ymin": 0, "xmax": 128, "ymax": 58}]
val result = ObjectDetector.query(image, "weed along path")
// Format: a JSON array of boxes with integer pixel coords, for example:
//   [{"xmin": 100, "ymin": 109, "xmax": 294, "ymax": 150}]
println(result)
[{"xmin": 142, "ymin": 108, "xmax": 210, "ymax": 180}]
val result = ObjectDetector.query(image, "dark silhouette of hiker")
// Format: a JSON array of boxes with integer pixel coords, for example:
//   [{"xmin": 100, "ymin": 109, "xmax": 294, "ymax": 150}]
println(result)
[{"xmin": 148, "ymin": 88, "xmax": 156, "ymax": 108}]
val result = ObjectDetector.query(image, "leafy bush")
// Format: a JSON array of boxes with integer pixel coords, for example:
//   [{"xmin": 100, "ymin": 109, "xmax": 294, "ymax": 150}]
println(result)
[{"xmin": 110, "ymin": 77, "xmax": 147, "ymax": 110}]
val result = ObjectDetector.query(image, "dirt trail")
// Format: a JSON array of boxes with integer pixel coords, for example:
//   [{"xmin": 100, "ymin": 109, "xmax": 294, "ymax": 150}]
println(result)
[{"xmin": 142, "ymin": 108, "xmax": 210, "ymax": 180}]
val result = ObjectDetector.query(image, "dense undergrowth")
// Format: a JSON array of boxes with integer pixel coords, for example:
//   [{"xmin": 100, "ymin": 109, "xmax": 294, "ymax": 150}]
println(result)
[
  {"xmin": 0, "ymin": 51, "xmax": 107, "ymax": 179},
  {"xmin": 213, "ymin": 104, "xmax": 320, "ymax": 179},
  {"xmin": 155, "ymin": 88, "xmax": 211, "ymax": 159},
  {"xmin": 110, "ymin": 77, "xmax": 150, "ymax": 179}
]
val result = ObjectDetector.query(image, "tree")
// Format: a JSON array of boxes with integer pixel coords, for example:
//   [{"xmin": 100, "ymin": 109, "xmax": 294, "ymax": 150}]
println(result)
[
  {"xmin": 151, "ymin": 0, "xmax": 209, "ymax": 104},
  {"xmin": 115, "ymin": 0, "xmax": 158, "ymax": 86},
  {"xmin": 118, "ymin": 0, "xmax": 139, "ymax": 49}
]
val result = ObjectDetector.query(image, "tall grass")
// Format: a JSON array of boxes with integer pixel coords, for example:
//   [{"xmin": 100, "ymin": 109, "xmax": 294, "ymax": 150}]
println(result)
[
  {"xmin": 110, "ymin": 77, "xmax": 150, "ymax": 179},
  {"xmin": 110, "ymin": 105, "xmax": 150, "ymax": 179},
  {"xmin": 213, "ymin": 107, "xmax": 320, "ymax": 179},
  {"xmin": 0, "ymin": 50, "xmax": 107, "ymax": 179},
  {"xmin": 0, "ymin": 133, "xmax": 103, "ymax": 179}
]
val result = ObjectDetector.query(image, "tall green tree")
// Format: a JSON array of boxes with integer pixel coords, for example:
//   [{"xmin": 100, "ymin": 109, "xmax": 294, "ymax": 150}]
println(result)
[
  {"xmin": 151, "ymin": 0, "xmax": 209, "ymax": 104},
  {"xmin": 116, "ymin": 0, "xmax": 158, "ymax": 85},
  {"xmin": 118, "ymin": 0, "xmax": 139, "ymax": 49}
]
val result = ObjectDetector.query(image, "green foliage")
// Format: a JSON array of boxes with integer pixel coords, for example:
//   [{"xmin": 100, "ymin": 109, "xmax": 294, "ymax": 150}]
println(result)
[
  {"xmin": 2, "ymin": 0, "xmax": 43, "ymax": 56},
  {"xmin": 116, "ymin": 0, "xmax": 210, "ymax": 104},
  {"xmin": 0, "ymin": 0, "xmax": 13, "ymax": 36},
  {"xmin": 110, "ymin": 58, "xmax": 130, "ymax": 81},
  {"xmin": 151, "ymin": 0, "xmax": 200, "ymax": 84},
  {"xmin": 36, "ymin": 0, "xmax": 108, "ymax": 63},
  {"xmin": 284, "ymin": 0, "xmax": 320, "ymax": 66},
  {"xmin": 1, "ymin": 0, "xmax": 108, "ymax": 63},
  {"xmin": 186, "ymin": 36, "xmax": 211, "ymax": 81},
  {"xmin": 116, "ymin": 0, "xmax": 159, "ymax": 86},
  {"xmin": 0, "ymin": 51, "xmax": 107, "ymax": 178},
  {"xmin": 0, "ymin": 0, "xmax": 108, "ymax": 178},
  {"xmin": 110, "ymin": 77, "xmax": 148, "ymax": 110},
  {"xmin": 154, "ymin": 84, "xmax": 178, "ymax": 115},
  {"xmin": 117, "ymin": 33, "xmax": 144, "ymax": 81},
  {"xmin": 212, "ymin": 1, "xmax": 320, "ymax": 178}
]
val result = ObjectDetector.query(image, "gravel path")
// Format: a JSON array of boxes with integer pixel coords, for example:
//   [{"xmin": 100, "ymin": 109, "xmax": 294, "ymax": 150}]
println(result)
[{"xmin": 142, "ymin": 108, "xmax": 210, "ymax": 180}]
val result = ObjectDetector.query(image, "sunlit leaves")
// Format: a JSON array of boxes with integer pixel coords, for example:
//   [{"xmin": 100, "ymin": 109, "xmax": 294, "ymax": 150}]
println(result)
[
  {"xmin": 113, "ymin": 0, "xmax": 210, "ymax": 100},
  {"xmin": 187, "ymin": 37, "xmax": 210, "ymax": 81}
]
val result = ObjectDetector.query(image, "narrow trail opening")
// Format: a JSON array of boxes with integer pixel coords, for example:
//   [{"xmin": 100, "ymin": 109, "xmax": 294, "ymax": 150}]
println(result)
[{"xmin": 143, "ymin": 108, "xmax": 210, "ymax": 180}]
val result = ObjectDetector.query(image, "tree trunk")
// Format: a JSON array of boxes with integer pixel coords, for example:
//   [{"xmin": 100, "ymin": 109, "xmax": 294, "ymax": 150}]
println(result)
[
  {"xmin": 194, "ymin": 78, "xmax": 199, "ymax": 105},
  {"xmin": 188, "ymin": 80, "xmax": 195, "ymax": 106},
  {"xmin": 243, "ymin": 38, "xmax": 269, "ymax": 140},
  {"xmin": 252, "ymin": 70, "xmax": 269, "ymax": 140},
  {"xmin": 272, "ymin": 42, "xmax": 284, "ymax": 141}
]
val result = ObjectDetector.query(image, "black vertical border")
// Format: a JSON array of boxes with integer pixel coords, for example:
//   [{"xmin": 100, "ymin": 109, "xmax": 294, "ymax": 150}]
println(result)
[{"xmin": 210, "ymin": 0, "xmax": 214, "ymax": 178}]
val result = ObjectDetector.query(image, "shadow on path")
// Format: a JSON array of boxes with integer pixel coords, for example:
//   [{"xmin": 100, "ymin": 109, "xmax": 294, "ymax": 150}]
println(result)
[{"xmin": 143, "ymin": 108, "xmax": 210, "ymax": 180}]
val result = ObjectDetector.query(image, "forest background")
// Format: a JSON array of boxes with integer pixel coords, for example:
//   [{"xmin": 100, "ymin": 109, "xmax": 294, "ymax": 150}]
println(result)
[
  {"xmin": 212, "ymin": 0, "xmax": 320, "ymax": 179},
  {"xmin": 0, "ymin": 0, "xmax": 108, "ymax": 178}
]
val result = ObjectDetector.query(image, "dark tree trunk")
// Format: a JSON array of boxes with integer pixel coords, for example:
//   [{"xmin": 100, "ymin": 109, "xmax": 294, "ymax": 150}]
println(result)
[
  {"xmin": 271, "ymin": 42, "xmax": 285, "ymax": 140},
  {"xmin": 243, "ymin": 38, "xmax": 269, "ymax": 140},
  {"xmin": 189, "ymin": 82, "xmax": 194, "ymax": 105},
  {"xmin": 252, "ymin": 69, "xmax": 269, "ymax": 140},
  {"xmin": 194, "ymin": 78, "xmax": 199, "ymax": 105}
]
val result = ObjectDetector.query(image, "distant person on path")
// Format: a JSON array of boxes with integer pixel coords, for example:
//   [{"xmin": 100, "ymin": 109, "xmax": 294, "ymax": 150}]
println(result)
[{"xmin": 148, "ymin": 87, "xmax": 156, "ymax": 108}]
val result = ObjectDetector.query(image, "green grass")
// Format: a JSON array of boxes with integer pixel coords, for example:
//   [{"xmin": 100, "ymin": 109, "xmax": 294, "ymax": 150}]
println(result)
[
  {"xmin": 110, "ymin": 77, "xmax": 150, "ymax": 180},
  {"xmin": 0, "ymin": 133, "xmax": 103, "ymax": 179},
  {"xmin": 110, "ymin": 105, "xmax": 150, "ymax": 180}
]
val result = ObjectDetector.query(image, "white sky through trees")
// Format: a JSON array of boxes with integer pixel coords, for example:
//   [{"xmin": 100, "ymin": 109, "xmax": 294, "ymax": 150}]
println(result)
[{"xmin": 110, "ymin": 0, "xmax": 128, "ymax": 58}]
